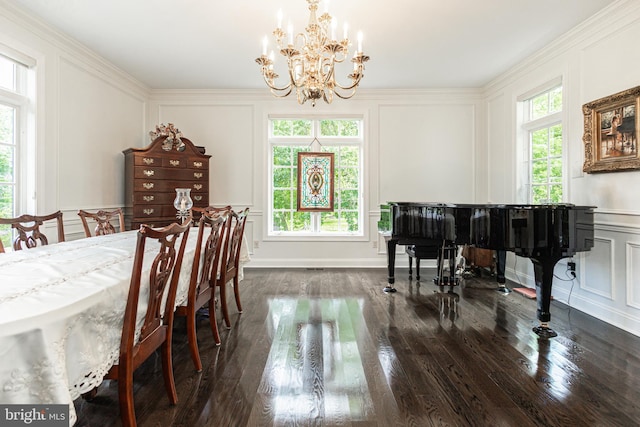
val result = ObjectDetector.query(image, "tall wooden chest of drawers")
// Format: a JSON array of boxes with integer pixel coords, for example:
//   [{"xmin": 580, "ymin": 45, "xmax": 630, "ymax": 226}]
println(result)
[{"xmin": 123, "ymin": 136, "xmax": 210, "ymax": 230}]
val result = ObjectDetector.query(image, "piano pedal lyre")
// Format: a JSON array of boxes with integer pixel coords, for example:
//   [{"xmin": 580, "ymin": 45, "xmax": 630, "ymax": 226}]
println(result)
[{"xmin": 433, "ymin": 243, "xmax": 460, "ymax": 288}]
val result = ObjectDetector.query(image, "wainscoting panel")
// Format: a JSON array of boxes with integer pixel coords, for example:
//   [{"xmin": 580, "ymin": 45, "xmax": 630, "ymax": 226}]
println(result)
[
  {"xmin": 626, "ymin": 241, "xmax": 640, "ymax": 310},
  {"xmin": 582, "ymin": 236, "xmax": 614, "ymax": 300}
]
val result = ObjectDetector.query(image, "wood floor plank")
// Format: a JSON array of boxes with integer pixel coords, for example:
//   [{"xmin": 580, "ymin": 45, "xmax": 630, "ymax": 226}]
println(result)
[{"xmin": 73, "ymin": 268, "xmax": 640, "ymax": 426}]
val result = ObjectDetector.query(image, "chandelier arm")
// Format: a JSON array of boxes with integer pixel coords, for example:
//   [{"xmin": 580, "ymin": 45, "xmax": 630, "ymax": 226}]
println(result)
[
  {"xmin": 333, "ymin": 75, "xmax": 363, "ymax": 92},
  {"xmin": 332, "ymin": 87, "xmax": 358, "ymax": 100},
  {"xmin": 287, "ymin": 61, "xmax": 304, "ymax": 89},
  {"xmin": 321, "ymin": 56, "xmax": 336, "ymax": 86},
  {"xmin": 260, "ymin": 71, "xmax": 293, "ymax": 93}
]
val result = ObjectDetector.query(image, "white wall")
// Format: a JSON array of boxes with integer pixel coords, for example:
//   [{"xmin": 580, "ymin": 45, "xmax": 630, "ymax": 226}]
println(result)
[
  {"xmin": 0, "ymin": 1, "xmax": 149, "ymax": 239},
  {"xmin": 483, "ymin": 0, "xmax": 640, "ymax": 336}
]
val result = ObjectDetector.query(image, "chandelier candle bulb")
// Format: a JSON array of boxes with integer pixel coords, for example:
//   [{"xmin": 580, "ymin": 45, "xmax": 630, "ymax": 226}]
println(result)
[
  {"xmin": 357, "ymin": 31, "xmax": 363, "ymax": 53},
  {"xmin": 343, "ymin": 22, "xmax": 348, "ymax": 40},
  {"xmin": 288, "ymin": 23, "xmax": 293, "ymax": 45},
  {"xmin": 277, "ymin": 9, "xmax": 283, "ymax": 29},
  {"xmin": 262, "ymin": 36, "xmax": 268, "ymax": 56}
]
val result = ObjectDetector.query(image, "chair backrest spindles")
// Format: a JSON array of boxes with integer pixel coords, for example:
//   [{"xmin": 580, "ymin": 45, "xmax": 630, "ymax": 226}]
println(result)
[
  {"xmin": 121, "ymin": 222, "xmax": 190, "ymax": 354},
  {"xmin": 0, "ymin": 211, "xmax": 65, "ymax": 251},
  {"xmin": 222, "ymin": 208, "xmax": 249, "ymax": 275},
  {"xmin": 189, "ymin": 210, "xmax": 229, "ymax": 303},
  {"xmin": 78, "ymin": 208, "xmax": 125, "ymax": 237}
]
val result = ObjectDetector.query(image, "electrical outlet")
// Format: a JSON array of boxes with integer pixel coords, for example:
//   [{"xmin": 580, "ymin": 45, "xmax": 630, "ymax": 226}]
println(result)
[
  {"xmin": 254, "ymin": 240, "xmax": 260, "ymax": 249},
  {"xmin": 372, "ymin": 240, "xmax": 377, "ymax": 248},
  {"xmin": 568, "ymin": 261, "xmax": 576, "ymax": 278}
]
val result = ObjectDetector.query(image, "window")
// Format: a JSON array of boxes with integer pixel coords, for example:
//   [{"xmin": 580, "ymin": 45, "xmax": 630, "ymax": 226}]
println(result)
[
  {"xmin": 0, "ymin": 52, "xmax": 33, "ymax": 249},
  {"xmin": 269, "ymin": 117, "xmax": 363, "ymax": 237},
  {"xmin": 519, "ymin": 84, "xmax": 563, "ymax": 204}
]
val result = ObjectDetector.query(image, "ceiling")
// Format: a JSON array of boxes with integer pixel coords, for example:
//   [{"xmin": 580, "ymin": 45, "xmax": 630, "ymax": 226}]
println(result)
[{"xmin": 9, "ymin": 0, "xmax": 617, "ymax": 90}]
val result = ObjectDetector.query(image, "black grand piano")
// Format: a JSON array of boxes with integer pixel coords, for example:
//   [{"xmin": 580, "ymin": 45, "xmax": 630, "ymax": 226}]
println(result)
[{"xmin": 378, "ymin": 202, "xmax": 595, "ymax": 338}]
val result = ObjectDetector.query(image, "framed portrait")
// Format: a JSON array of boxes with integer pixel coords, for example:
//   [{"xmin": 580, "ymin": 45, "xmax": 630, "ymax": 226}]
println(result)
[
  {"xmin": 297, "ymin": 152, "xmax": 334, "ymax": 212},
  {"xmin": 583, "ymin": 85, "xmax": 640, "ymax": 173}
]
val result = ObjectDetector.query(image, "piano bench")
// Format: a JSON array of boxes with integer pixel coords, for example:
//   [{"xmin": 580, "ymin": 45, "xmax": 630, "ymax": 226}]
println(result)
[{"xmin": 405, "ymin": 245, "xmax": 441, "ymax": 280}]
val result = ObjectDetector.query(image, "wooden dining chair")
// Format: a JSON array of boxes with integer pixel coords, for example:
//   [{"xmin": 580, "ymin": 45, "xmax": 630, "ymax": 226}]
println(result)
[
  {"xmin": 103, "ymin": 221, "xmax": 191, "ymax": 427},
  {"xmin": 78, "ymin": 208, "xmax": 125, "ymax": 237},
  {"xmin": 0, "ymin": 211, "xmax": 65, "ymax": 251},
  {"xmin": 175, "ymin": 210, "xmax": 229, "ymax": 371},
  {"xmin": 217, "ymin": 208, "xmax": 249, "ymax": 328}
]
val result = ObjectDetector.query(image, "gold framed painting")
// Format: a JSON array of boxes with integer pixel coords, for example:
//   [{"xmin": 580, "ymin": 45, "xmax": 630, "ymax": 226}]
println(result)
[
  {"xmin": 583, "ymin": 85, "xmax": 640, "ymax": 173},
  {"xmin": 297, "ymin": 152, "xmax": 334, "ymax": 212}
]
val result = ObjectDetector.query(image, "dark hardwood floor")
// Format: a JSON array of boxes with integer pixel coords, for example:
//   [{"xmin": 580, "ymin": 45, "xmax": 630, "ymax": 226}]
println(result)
[{"xmin": 74, "ymin": 268, "xmax": 640, "ymax": 426}]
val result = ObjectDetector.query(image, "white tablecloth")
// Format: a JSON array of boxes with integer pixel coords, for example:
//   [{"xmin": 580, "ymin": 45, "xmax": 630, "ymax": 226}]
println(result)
[{"xmin": 0, "ymin": 228, "xmax": 249, "ymax": 425}]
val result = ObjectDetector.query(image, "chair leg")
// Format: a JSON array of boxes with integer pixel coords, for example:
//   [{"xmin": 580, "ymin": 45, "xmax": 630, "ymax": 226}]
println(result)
[
  {"xmin": 416, "ymin": 258, "xmax": 421, "ymax": 280},
  {"xmin": 219, "ymin": 282, "xmax": 231, "ymax": 328},
  {"xmin": 233, "ymin": 275, "xmax": 243, "ymax": 313},
  {"xmin": 186, "ymin": 305, "xmax": 203, "ymax": 372},
  {"xmin": 209, "ymin": 296, "xmax": 221, "ymax": 345},
  {"xmin": 118, "ymin": 367, "xmax": 137, "ymax": 427},
  {"xmin": 161, "ymin": 338, "xmax": 178, "ymax": 405}
]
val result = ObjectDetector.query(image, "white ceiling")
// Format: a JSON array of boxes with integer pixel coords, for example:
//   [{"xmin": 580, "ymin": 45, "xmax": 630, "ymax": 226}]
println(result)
[{"xmin": 9, "ymin": 0, "xmax": 617, "ymax": 90}]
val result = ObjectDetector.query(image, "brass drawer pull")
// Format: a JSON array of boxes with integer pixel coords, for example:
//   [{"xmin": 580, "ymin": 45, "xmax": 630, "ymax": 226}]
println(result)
[
  {"xmin": 143, "ymin": 208, "xmax": 154, "ymax": 215},
  {"xmin": 143, "ymin": 157, "xmax": 154, "ymax": 165},
  {"xmin": 193, "ymin": 184, "xmax": 203, "ymax": 190},
  {"xmin": 143, "ymin": 183, "xmax": 154, "ymax": 190},
  {"xmin": 170, "ymin": 160, "xmax": 180, "ymax": 167},
  {"xmin": 143, "ymin": 195, "xmax": 155, "ymax": 202},
  {"xmin": 194, "ymin": 172, "xmax": 203, "ymax": 179},
  {"xmin": 193, "ymin": 161, "xmax": 203, "ymax": 168},
  {"xmin": 193, "ymin": 195, "xmax": 203, "ymax": 201},
  {"xmin": 143, "ymin": 170, "xmax": 154, "ymax": 177}
]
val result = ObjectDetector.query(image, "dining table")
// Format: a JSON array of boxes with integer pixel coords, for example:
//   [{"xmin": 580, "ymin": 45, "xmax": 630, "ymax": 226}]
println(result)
[{"xmin": 0, "ymin": 227, "xmax": 249, "ymax": 426}]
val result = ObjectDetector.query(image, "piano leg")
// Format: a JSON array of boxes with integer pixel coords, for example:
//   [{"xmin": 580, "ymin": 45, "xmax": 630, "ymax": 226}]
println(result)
[
  {"xmin": 385, "ymin": 238, "xmax": 397, "ymax": 293},
  {"xmin": 495, "ymin": 250, "xmax": 510, "ymax": 293},
  {"xmin": 531, "ymin": 257, "xmax": 560, "ymax": 338},
  {"xmin": 408, "ymin": 255, "xmax": 413, "ymax": 278}
]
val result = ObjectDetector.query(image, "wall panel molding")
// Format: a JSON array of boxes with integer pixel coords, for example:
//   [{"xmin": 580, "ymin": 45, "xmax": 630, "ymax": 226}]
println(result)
[
  {"xmin": 626, "ymin": 241, "xmax": 640, "ymax": 310},
  {"xmin": 583, "ymin": 236, "xmax": 614, "ymax": 300}
]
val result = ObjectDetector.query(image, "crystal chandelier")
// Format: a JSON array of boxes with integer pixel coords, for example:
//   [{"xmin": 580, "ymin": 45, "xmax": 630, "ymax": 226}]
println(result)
[{"xmin": 255, "ymin": 0, "xmax": 370, "ymax": 106}]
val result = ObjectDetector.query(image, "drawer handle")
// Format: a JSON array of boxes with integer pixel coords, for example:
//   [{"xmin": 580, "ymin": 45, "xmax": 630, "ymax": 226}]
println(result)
[
  {"xmin": 143, "ymin": 208, "xmax": 154, "ymax": 215},
  {"xmin": 193, "ymin": 195, "xmax": 202, "ymax": 201},
  {"xmin": 193, "ymin": 184, "xmax": 203, "ymax": 190},
  {"xmin": 194, "ymin": 172, "xmax": 203, "ymax": 179},
  {"xmin": 143, "ymin": 195, "xmax": 155, "ymax": 202},
  {"xmin": 170, "ymin": 160, "xmax": 180, "ymax": 167},
  {"xmin": 193, "ymin": 161, "xmax": 203, "ymax": 168},
  {"xmin": 143, "ymin": 158, "xmax": 154, "ymax": 165},
  {"xmin": 143, "ymin": 170, "xmax": 155, "ymax": 177},
  {"xmin": 143, "ymin": 183, "xmax": 154, "ymax": 190}
]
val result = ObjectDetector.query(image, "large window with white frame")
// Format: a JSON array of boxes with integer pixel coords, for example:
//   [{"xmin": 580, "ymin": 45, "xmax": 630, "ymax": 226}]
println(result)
[
  {"xmin": 0, "ymin": 52, "xmax": 34, "ymax": 249},
  {"xmin": 519, "ymin": 83, "xmax": 563, "ymax": 204},
  {"xmin": 268, "ymin": 117, "xmax": 363, "ymax": 237}
]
